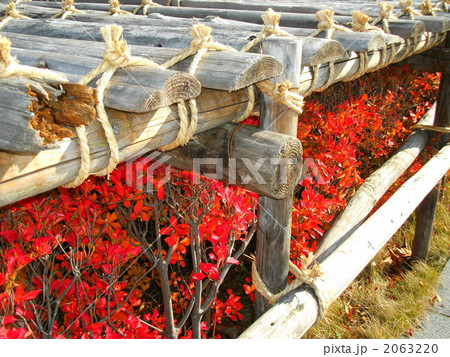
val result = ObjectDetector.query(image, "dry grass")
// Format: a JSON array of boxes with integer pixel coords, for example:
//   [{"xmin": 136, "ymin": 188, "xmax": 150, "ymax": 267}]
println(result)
[{"xmin": 305, "ymin": 182, "xmax": 450, "ymax": 339}]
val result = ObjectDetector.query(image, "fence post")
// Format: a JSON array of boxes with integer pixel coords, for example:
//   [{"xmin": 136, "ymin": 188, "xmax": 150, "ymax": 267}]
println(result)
[
  {"xmin": 412, "ymin": 36, "xmax": 449, "ymax": 261},
  {"xmin": 255, "ymin": 37, "xmax": 303, "ymax": 317}
]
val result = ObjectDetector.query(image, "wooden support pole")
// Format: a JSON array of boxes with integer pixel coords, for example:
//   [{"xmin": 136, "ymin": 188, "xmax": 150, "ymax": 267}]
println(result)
[
  {"xmin": 255, "ymin": 37, "xmax": 302, "ymax": 317},
  {"xmin": 412, "ymin": 35, "xmax": 450, "ymax": 262}
]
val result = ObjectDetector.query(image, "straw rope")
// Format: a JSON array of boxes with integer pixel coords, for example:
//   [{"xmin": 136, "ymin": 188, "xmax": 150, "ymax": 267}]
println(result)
[
  {"xmin": 0, "ymin": 2, "xmax": 30, "ymax": 30},
  {"xmin": 159, "ymin": 24, "xmax": 237, "ymax": 151},
  {"xmin": 419, "ymin": 0, "xmax": 442, "ymax": 15},
  {"xmin": 109, "ymin": 0, "xmax": 132, "ymax": 16},
  {"xmin": 133, "ymin": 0, "xmax": 161, "ymax": 16},
  {"xmin": 65, "ymin": 24, "xmax": 165, "ymax": 187},
  {"xmin": 343, "ymin": 51, "xmax": 368, "ymax": 82},
  {"xmin": 437, "ymin": 0, "xmax": 450, "ymax": 12},
  {"xmin": 52, "ymin": 0, "xmax": 84, "ymax": 19},
  {"xmin": 256, "ymin": 80, "xmax": 304, "ymax": 114},
  {"xmin": 252, "ymin": 253, "xmax": 323, "ymax": 308},
  {"xmin": 309, "ymin": 9, "xmax": 352, "ymax": 40},
  {"xmin": 0, "ymin": 35, "xmax": 67, "ymax": 82},
  {"xmin": 351, "ymin": 10, "xmax": 384, "ymax": 32},
  {"xmin": 371, "ymin": 2, "xmax": 397, "ymax": 33},
  {"xmin": 238, "ymin": 9, "xmax": 304, "ymax": 114},
  {"xmin": 399, "ymin": 0, "xmax": 422, "ymax": 19},
  {"xmin": 240, "ymin": 8, "xmax": 292, "ymax": 52}
]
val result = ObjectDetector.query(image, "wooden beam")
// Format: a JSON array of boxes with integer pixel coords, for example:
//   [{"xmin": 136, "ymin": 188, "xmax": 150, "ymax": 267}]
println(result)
[
  {"xmin": 0, "ymin": 88, "xmax": 250, "ymax": 207},
  {"xmin": 255, "ymin": 37, "xmax": 302, "ymax": 317},
  {"xmin": 0, "ymin": 8, "xmax": 348, "ymax": 66},
  {"xmin": 141, "ymin": 0, "xmax": 450, "ymax": 33},
  {"xmin": 239, "ymin": 142, "xmax": 450, "ymax": 338},
  {"xmin": 164, "ymin": 123, "xmax": 303, "ymax": 199},
  {"xmin": 9, "ymin": 46, "xmax": 201, "ymax": 113},
  {"xmin": 2, "ymin": 30, "xmax": 283, "ymax": 91}
]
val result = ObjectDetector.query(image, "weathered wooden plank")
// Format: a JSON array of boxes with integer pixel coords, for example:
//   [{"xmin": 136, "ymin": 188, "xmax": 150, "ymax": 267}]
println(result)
[
  {"xmin": 4, "ymin": 3, "xmax": 386, "ymax": 56},
  {"xmin": 314, "ymin": 104, "xmax": 435, "ymax": 260},
  {"xmin": 0, "ymin": 77, "xmax": 96, "ymax": 153},
  {"xmin": 0, "ymin": 88, "xmax": 251, "ymax": 207},
  {"xmin": 142, "ymin": 0, "xmax": 450, "ymax": 33},
  {"xmin": 165, "ymin": 123, "xmax": 303, "ymax": 199},
  {"xmin": 1, "ymin": 6, "xmax": 347, "ymax": 66},
  {"xmin": 255, "ymin": 37, "xmax": 302, "ymax": 317},
  {"xmin": 1, "ymin": 28, "xmax": 283, "ymax": 91},
  {"xmin": 239, "ymin": 142, "xmax": 450, "ymax": 339},
  {"xmin": 9, "ymin": 46, "xmax": 201, "ymax": 113}
]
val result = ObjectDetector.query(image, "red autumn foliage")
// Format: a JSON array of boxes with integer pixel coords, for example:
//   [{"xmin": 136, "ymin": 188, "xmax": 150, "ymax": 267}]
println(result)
[{"xmin": 0, "ymin": 66, "xmax": 440, "ymax": 338}]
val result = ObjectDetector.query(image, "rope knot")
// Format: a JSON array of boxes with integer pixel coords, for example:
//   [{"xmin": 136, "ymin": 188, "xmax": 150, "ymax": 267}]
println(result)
[
  {"xmin": 261, "ymin": 8, "xmax": 291, "ymax": 37},
  {"xmin": 371, "ymin": 2, "xmax": 397, "ymax": 33},
  {"xmin": 399, "ymin": 0, "xmax": 421, "ymax": 19},
  {"xmin": 189, "ymin": 23, "xmax": 214, "ymax": 50},
  {"xmin": 109, "ymin": 0, "xmax": 132, "ymax": 16},
  {"xmin": 133, "ymin": 0, "xmax": 161, "ymax": 15},
  {"xmin": 240, "ymin": 9, "xmax": 292, "ymax": 52},
  {"xmin": 101, "ymin": 25, "xmax": 132, "ymax": 67},
  {"xmin": 379, "ymin": 2, "xmax": 397, "ymax": 20},
  {"xmin": 252, "ymin": 253, "xmax": 323, "ymax": 305},
  {"xmin": 52, "ymin": 0, "xmax": 84, "ymax": 19},
  {"xmin": 256, "ymin": 80, "xmax": 304, "ymax": 114},
  {"xmin": 419, "ymin": 0, "xmax": 442, "ymax": 15},
  {"xmin": 351, "ymin": 10, "xmax": 384, "ymax": 32},
  {"xmin": 1, "ymin": 2, "xmax": 30, "ymax": 21},
  {"xmin": 310, "ymin": 9, "xmax": 352, "ymax": 39}
]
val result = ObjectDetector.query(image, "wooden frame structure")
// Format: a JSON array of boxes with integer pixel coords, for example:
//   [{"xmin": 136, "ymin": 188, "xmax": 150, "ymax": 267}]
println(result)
[{"xmin": 0, "ymin": 0, "xmax": 449, "ymax": 338}]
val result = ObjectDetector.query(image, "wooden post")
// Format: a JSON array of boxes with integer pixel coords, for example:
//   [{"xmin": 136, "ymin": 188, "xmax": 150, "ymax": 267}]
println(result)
[
  {"xmin": 412, "ymin": 35, "xmax": 450, "ymax": 261},
  {"xmin": 255, "ymin": 37, "xmax": 302, "ymax": 317}
]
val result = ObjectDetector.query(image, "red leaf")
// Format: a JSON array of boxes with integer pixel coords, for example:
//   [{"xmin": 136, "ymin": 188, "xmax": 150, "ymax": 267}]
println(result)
[
  {"xmin": 164, "ymin": 234, "xmax": 178, "ymax": 247},
  {"xmin": 157, "ymin": 186, "xmax": 165, "ymax": 201},
  {"xmin": 0, "ymin": 273, "xmax": 5, "ymax": 286},
  {"xmin": 192, "ymin": 272, "xmax": 206, "ymax": 281},
  {"xmin": 3, "ymin": 316, "xmax": 16, "ymax": 325},
  {"xmin": 21, "ymin": 290, "xmax": 40, "ymax": 302},
  {"xmin": 226, "ymin": 257, "xmax": 240, "ymax": 265}
]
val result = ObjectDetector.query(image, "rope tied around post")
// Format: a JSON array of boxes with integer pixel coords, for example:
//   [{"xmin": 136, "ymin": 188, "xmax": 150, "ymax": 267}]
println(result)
[
  {"xmin": 133, "ymin": 0, "xmax": 161, "ymax": 16},
  {"xmin": 239, "ymin": 9, "xmax": 304, "ymax": 114},
  {"xmin": 351, "ymin": 10, "xmax": 384, "ymax": 32},
  {"xmin": 0, "ymin": 2, "xmax": 30, "ymax": 30},
  {"xmin": 309, "ymin": 9, "xmax": 352, "ymax": 40},
  {"xmin": 399, "ymin": 0, "xmax": 421, "ymax": 19},
  {"xmin": 66, "ymin": 24, "xmax": 165, "ymax": 187},
  {"xmin": 371, "ymin": 2, "xmax": 397, "ymax": 34},
  {"xmin": 52, "ymin": 0, "xmax": 84, "ymax": 19},
  {"xmin": 419, "ymin": 0, "xmax": 442, "ymax": 15},
  {"xmin": 252, "ymin": 253, "xmax": 325, "ymax": 320},
  {"xmin": 109, "ymin": 0, "xmax": 132, "ymax": 16},
  {"xmin": 240, "ymin": 8, "xmax": 292, "ymax": 52},
  {"xmin": 256, "ymin": 80, "xmax": 304, "ymax": 114}
]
